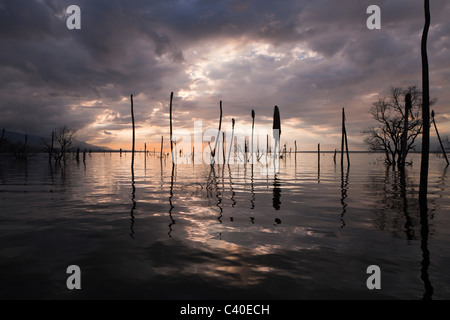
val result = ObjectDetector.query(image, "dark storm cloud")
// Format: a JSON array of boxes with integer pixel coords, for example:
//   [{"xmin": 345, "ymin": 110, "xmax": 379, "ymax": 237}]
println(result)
[{"xmin": 0, "ymin": 0, "xmax": 449, "ymax": 149}]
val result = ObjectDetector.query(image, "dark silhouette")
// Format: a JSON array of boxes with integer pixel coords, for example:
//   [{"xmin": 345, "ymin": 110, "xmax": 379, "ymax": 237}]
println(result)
[
  {"xmin": 399, "ymin": 169, "xmax": 414, "ymax": 241},
  {"xmin": 420, "ymin": 203, "xmax": 433, "ymax": 300},
  {"xmin": 227, "ymin": 164, "xmax": 237, "ymax": 207},
  {"xmin": 227, "ymin": 118, "xmax": 235, "ymax": 164},
  {"xmin": 340, "ymin": 167, "xmax": 349, "ymax": 228},
  {"xmin": 294, "ymin": 140, "xmax": 297, "ymax": 162},
  {"xmin": 131, "ymin": 95, "xmax": 135, "ymax": 172},
  {"xmin": 400, "ymin": 94, "xmax": 412, "ymax": 170},
  {"xmin": 272, "ymin": 176, "xmax": 281, "ymax": 210},
  {"xmin": 250, "ymin": 164, "xmax": 255, "ymax": 210},
  {"xmin": 169, "ymin": 92, "xmax": 174, "ymax": 163},
  {"xmin": 130, "ymin": 163, "xmax": 136, "ymax": 239},
  {"xmin": 431, "ymin": 110, "xmax": 449, "ymax": 165},
  {"xmin": 211, "ymin": 100, "xmax": 223, "ymax": 163},
  {"xmin": 168, "ymin": 163, "xmax": 176, "ymax": 237},
  {"xmin": 363, "ymin": 86, "xmax": 431, "ymax": 167},
  {"xmin": 419, "ymin": 0, "xmax": 431, "ymax": 207},
  {"xmin": 251, "ymin": 109, "xmax": 255, "ymax": 164},
  {"xmin": 273, "ymin": 106, "xmax": 281, "ymax": 171},
  {"xmin": 341, "ymin": 108, "xmax": 350, "ymax": 169},
  {"xmin": 45, "ymin": 126, "xmax": 76, "ymax": 164}
]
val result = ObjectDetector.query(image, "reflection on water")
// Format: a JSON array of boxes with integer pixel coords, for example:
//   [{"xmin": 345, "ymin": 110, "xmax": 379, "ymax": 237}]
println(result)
[
  {"xmin": 420, "ymin": 203, "xmax": 433, "ymax": 300},
  {"xmin": 168, "ymin": 164, "xmax": 176, "ymax": 237},
  {"xmin": 0, "ymin": 153, "xmax": 449, "ymax": 299},
  {"xmin": 340, "ymin": 167, "xmax": 349, "ymax": 228}
]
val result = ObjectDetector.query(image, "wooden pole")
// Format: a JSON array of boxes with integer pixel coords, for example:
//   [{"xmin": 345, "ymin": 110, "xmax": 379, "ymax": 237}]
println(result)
[
  {"xmin": 401, "ymin": 93, "xmax": 412, "ymax": 169},
  {"xmin": 344, "ymin": 121, "xmax": 350, "ymax": 167},
  {"xmin": 222, "ymin": 131, "xmax": 226, "ymax": 165},
  {"xmin": 341, "ymin": 108, "xmax": 350, "ymax": 168},
  {"xmin": 212, "ymin": 100, "xmax": 223, "ymax": 162},
  {"xmin": 341, "ymin": 108, "xmax": 345, "ymax": 168},
  {"xmin": 76, "ymin": 148, "xmax": 80, "ymax": 162},
  {"xmin": 432, "ymin": 110, "xmax": 449, "ymax": 165},
  {"xmin": 318, "ymin": 143, "xmax": 320, "ymax": 167},
  {"xmin": 227, "ymin": 118, "xmax": 235, "ymax": 164},
  {"xmin": 160, "ymin": 136, "xmax": 164, "ymax": 159},
  {"xmin": 251, "ymin": 109, "xmax": 255, "ymax": 164},
  {"xmin": 83, "ymin": 148, "xmax": 86, "ymax": 163},
  {"xmin": 131, "ymin": 94, "xmax": 135, "ymax": 172},
  {"xmin": 334, "ymin": 149, "xmax": 337, "ymax": 164},
  {"xmin": 419, "ymin": 0, "xmax": 431, "ymax": 206},
  {"xmin": 169, "ymin": 92, "xmax": 174, "ymax": 164}
]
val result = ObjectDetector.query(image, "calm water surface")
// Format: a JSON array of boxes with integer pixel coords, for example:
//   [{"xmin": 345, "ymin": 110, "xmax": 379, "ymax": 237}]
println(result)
[{"xmin": 0, "ymin": 152, "xmax": 449, "ymax": 299}]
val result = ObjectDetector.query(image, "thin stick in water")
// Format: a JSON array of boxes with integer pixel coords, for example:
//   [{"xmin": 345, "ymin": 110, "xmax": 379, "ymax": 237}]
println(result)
[
  {"xmin": 131, "ymin": 94, "xmax": 135, "ymax": 172},
  {"xmin": 432, "ymin": 110, "xmax": 449, "ymax": 165}
]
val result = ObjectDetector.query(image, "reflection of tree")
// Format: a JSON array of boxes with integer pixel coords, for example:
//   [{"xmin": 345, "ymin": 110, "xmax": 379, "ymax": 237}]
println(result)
[{"xmin": 364, "ymin": 166, "xmax": 429, "ymax": 239}]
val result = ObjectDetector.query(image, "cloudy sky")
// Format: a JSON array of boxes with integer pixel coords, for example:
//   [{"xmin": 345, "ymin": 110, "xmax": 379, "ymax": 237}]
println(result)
[{"xmin": 1, "ymin": 0, "xmax": 449, "ymax": 151}]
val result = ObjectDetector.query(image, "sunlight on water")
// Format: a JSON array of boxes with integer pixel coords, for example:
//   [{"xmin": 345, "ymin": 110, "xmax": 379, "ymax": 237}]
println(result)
[{"xmin": 0, "ymin": 152, "xmax": 449, "ymax": 299}]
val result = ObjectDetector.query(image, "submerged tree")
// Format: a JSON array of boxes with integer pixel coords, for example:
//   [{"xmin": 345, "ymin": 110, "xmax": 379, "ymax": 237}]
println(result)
[
  {"xmin": 363, "ymin": 86, "xmax": 436, "ymax": 167},
  {"xmin": 45, "ymin": 126, "xmax": 76, "ymax": 163}
]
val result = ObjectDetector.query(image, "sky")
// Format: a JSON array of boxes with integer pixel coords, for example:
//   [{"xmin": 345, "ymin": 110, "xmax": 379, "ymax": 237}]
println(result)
[{"xmin": 1, "ymin": 0, "xmax": 449, "ymax": 151}]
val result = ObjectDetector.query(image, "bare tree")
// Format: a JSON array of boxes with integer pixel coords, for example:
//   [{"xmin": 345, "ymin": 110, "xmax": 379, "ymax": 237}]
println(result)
[
  {"xmin": 363, "ymin": 86, "xmax": 436, "ymax": 167},
  {"xmin": 50, "ymin": 126, "xmax": 76, "ymax": 163}
]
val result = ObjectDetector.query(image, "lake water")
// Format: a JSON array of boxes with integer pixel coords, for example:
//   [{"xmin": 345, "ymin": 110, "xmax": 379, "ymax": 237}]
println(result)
[{"xmin": 0, "ymin": 152, "xmax": 449, "ymax": 300}]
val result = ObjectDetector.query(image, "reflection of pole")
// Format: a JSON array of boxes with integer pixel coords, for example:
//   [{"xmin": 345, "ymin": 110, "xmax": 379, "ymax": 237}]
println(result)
[
  {"xmin": 432, "ymin": 110, "xmax": 449, "ymax": 165},
  {"xmin": 168, "ymin": 163, "xmax": 175, "ymax": 237},
  {"xmin": 130, "ymin": 163, "xmax": 136, "ymax": 239},
  {"xmin": 420, "ymin": 204, "xmax": 434, "ymax": 300}
]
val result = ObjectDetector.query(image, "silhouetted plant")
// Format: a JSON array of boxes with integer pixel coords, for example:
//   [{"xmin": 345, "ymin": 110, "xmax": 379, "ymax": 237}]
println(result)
[{"xmin": 363, "ymin": 86, "xmax": 435, "ymax": 167}]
